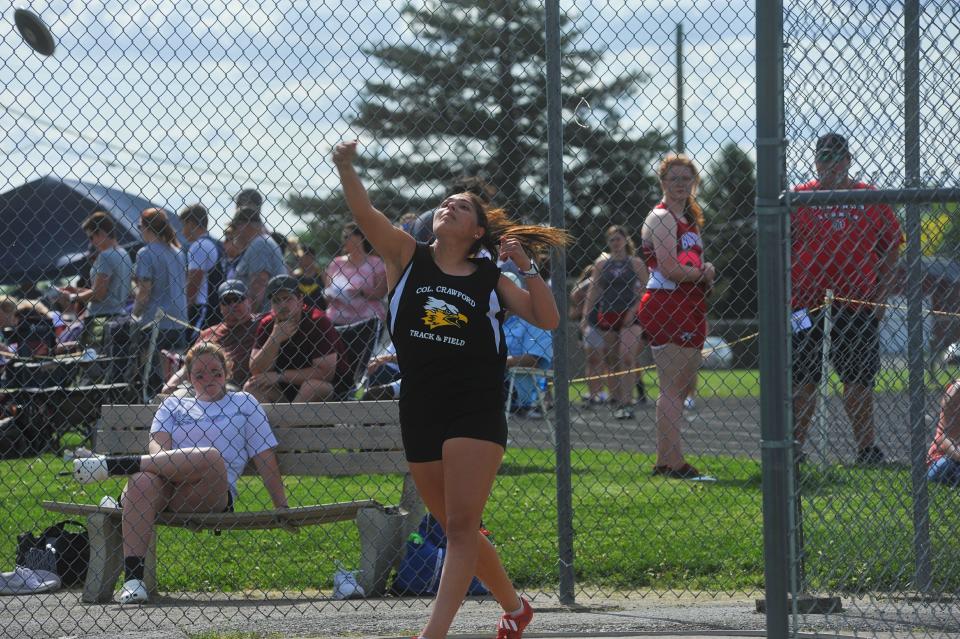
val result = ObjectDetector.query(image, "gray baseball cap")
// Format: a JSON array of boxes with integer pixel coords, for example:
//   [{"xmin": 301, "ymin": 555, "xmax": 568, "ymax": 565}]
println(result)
[{"xmin": 217, "ymin": 279, "xmax": 247, "ymax": 298}]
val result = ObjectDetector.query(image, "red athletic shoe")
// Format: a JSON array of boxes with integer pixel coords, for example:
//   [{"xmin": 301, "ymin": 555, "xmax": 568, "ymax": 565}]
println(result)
[{"xmin": 496, "ymin": 597, "xmax": 533, "ymax": 639}]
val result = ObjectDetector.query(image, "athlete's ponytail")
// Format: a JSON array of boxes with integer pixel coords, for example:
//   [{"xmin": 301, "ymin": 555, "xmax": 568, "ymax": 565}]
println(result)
[
  {"xmin": 458, "ymin": 192, "xmax": 570, "ymax": 259},
  {"xmin": 141, "ymin": 208, "xmax": 181, "ymax": 249}
]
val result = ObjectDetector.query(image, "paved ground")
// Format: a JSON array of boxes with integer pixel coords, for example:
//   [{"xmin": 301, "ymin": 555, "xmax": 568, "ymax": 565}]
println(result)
[
  {"xmin": 510, "ymin": 392, "xmax": 938, "ymax": 466},
  {"xmin": 0, "ymin": 590, "xmax": 957, "ymax": 638}
]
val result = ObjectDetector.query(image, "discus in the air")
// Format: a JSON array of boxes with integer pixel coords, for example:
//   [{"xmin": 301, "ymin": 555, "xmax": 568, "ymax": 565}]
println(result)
[{"xmin": 14, "ymin": 8, "xmax": 56, "ymax": 57}]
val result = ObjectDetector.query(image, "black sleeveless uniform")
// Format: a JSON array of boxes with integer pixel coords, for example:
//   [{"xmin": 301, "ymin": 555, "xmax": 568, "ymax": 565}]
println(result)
[{"xmin": 387, "ymin": 243, "xmax": 508, "ymax": 462}]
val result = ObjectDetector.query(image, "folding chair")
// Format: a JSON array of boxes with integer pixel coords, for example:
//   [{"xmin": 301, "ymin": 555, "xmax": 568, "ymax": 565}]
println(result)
[
  {"xmin": 99, "ymin": 316, "xmax": 143, "ymax": 403},
  {"xmin": 333, "ymin": 317, "xmax": 383, "ymax": 400},
  {"xmin": 505, "ymin": 366, "xmax": 555, "ymax": 445}
]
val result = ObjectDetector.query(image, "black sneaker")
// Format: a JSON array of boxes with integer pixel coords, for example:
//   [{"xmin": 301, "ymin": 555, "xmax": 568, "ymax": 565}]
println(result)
[
  {"xmin": 613, "ymin": 405, "xmax": 635, "ymax": 420},
  {"xmin": 855, "ymin": 445, "xmax": 885, "ymax": 466},
  {"xmin": 652, "ymin": 463, "xmax": 702, "ymax": 479}
]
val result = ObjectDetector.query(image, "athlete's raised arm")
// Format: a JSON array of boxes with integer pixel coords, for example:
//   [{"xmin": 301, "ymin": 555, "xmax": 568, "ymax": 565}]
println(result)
[{"xmin": 333, "ymin": 141, "xmax": 416, "ymax": 285}]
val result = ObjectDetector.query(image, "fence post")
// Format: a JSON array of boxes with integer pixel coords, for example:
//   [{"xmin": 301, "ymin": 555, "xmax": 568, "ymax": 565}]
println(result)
[
  {"xmin": 544, "ymin": 0, "xmax": 575, "ymax": 605},
  {"xmin": 756, "ymin": 1, "xmax": 791, "ymax": 638},
  {"xmin": 904, "ymin": 0, "xmax": 932, "ymax": 593}
]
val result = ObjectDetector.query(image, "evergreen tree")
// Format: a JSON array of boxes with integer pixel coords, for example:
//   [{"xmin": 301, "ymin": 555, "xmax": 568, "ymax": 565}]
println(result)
[
  {"xmin": 285, "ymin": 0, "xmax": 667, "ymax": 272},
  {"xmin": 700, "ymin": 143, "xmax": 757, "ymax": 319}
]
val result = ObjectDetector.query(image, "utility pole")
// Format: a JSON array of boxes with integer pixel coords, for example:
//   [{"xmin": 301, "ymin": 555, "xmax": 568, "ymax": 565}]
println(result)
[{"xmin": 676, "ymin": 22, "xmax": 685, "ymax": 153}]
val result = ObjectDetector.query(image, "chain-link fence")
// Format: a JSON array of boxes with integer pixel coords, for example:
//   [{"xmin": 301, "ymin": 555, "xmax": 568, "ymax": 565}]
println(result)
[
  {"xmin": 767, "ymin": 0, "xmax": 960, "ymax": 637},
  {"xmin": 0, "ymin": 0, "xmax": 955, "ymax": 638}
]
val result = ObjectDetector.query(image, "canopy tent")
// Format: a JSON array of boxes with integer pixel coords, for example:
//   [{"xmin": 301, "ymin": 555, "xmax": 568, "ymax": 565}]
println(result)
[{"xmin": 0, "ymin": 176, "xmax": 182, "ymax": 284}]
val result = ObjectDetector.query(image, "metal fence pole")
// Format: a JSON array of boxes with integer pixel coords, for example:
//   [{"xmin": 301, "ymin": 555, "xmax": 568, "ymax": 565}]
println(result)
[
  {"xmin": 545, "ymin": 0, "xmax": 575, "ymax": 605},
  {"xmin": 675, "ymin": 22, "xmax": 685, "ymax": 154},
  {"xmin": 756, "ymin": 1, "xmax": 791, "ymax": 638},
  {"xmin": 904, "ymin": 0, "xmax": 932, "ymax": 593}
]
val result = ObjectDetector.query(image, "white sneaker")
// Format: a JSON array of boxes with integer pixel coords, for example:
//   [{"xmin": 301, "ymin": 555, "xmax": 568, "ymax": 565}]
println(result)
[
  {"xmin": 118, "ymin": 578, "xmax": 148, "ymax": 604},
  {"xmin": 99, "ymin": 495, "xmax": 120, "ymax": 509},
  {"xmin": 683, "ymin": 397, "xmax": 696, "ymax": 410},
  {"xmin": 332, "ymin": 567, "xmax": 364, "ymax": 600},
  {"xmin": 73, "ymin": 455, "xmax": 109, "ymax": 484},
  {"xmin": 62, "ymin": 446, "xmax": 93, "ymax": 462}
]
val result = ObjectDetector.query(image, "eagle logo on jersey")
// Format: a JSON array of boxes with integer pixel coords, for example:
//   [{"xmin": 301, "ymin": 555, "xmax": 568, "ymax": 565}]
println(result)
[{"xmin": 422, "ymin": 296, "xmax": 468, "ymax": 329}]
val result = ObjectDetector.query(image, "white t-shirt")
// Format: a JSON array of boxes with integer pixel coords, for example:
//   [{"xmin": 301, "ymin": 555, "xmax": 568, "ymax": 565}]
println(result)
[
  {"xmin": 150, "ymin": 391, "xmax": 278, "ymax": 497},
  {"xmin": 186, "ymin": 236, "xmax": 221, "ymax": 306}
]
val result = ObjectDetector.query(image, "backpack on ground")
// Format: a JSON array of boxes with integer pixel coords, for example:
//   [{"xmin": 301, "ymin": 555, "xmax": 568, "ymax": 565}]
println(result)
[
  {"xmin": 390, "ymin": 513, "xmax": 489, "ymax": 596},
  {"xmin": 16, "ymin": 520, "xmax": 89, "ymax": 587}
]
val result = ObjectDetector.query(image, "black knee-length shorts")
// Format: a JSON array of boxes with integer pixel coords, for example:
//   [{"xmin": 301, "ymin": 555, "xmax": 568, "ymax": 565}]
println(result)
[
  {"xmin": 399, "ymin": 400, "xmax": 508, "ymax": 463},
  {"xmin": 792, "ymin": 307, "xmax": 880, "ymax": 386}
]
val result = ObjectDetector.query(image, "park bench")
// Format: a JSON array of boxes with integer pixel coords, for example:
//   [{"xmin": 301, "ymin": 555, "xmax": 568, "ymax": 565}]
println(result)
[{"xmin": 42, "ymin": 399, "xmax": 423, "ymax": 603}]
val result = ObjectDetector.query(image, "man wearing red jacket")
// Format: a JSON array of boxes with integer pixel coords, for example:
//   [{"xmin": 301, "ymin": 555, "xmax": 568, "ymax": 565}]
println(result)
[{"xmin": 791, "ymin": 133, "xmax": 902, "ymax": 465}]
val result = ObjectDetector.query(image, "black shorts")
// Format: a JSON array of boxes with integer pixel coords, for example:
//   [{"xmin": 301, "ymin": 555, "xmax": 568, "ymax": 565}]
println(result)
[
  {"xmin": 277, "ymin": 381, "xmax": 300, "ymax": 402},
  {"xmin": 276, "ymin": 378, "xmax": 351, "ymax": 401},
  {"xmin": 399, "ymin": 402, "xmax": 508, "ymax": 463},
  {"xmin": 792, "ymin": 307, "xmax": 880, "ymax": 386}
]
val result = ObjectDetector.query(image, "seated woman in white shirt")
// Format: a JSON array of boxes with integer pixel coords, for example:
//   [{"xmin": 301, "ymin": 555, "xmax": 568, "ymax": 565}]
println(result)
[{"xmin": 72, "ymin": 342, "xmax": 288, "ymax": 604}]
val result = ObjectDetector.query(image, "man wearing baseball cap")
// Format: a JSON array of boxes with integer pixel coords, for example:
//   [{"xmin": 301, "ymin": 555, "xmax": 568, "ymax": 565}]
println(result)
[
  {"xmin": 245, "ymin": 274, "xmax": 349, "ymax": 402},
  {"xmin": 791, "ymin": 132, "xmax": 903, "ymax": 465},
  {"xmin": 161, "ymin": 279, "xmax": 259, "ymax": 394}
]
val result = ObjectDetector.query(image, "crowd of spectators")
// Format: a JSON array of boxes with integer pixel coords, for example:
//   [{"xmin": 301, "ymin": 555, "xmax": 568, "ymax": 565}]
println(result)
[
  {"xmin": 2, "ymin": 134, "xmax": 924, "ymax": 480},
  {"xmin": 0, "ymin": 182, "xmax": 570, "ymax": 414}
]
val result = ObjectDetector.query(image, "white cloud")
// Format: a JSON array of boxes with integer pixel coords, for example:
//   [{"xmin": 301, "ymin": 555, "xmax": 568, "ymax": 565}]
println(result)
[{"xmin": 2, "ymin": 0, "xmax": 960, "ymax": 252}]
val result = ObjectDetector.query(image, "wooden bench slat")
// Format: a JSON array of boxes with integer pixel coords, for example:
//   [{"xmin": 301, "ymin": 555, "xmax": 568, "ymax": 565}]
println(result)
[
  {"xmin": 275, "ymin": 451, "xmax": 408, "ymax": 476},
  {"xmin": 99, "ymin": 400, "xmax": 400, "ymax": 430},
  {"xmin": 95, "ymin": 424, "xmax": 405, "ymax": 455},
  {"xmin": 42, "ymin": 500, "xmax": 383, "ymax": 531},
  {"xmin": 262, "ymin": 401, "xmax": 400, "ymax": 426},
  {"xmin": 272, "ymin": 426, "xmax": 404, "ymax": 451},
  {"xmin": 98, "ymin": 404, "xmax": 162, "ymax": 428}
]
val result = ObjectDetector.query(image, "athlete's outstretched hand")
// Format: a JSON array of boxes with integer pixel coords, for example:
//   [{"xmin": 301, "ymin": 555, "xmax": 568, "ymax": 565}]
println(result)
[
  {"xmin": 333, "ymin": 140, "xmax": 358, "ymax": 167},
  {"xmin": 499, "ymin": 236, "xmax": 532, "ymax": 271}
]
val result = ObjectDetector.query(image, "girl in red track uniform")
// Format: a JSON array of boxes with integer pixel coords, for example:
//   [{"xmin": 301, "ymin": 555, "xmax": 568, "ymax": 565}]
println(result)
[{"xmin": 637, "ymin": 155, "xmax": 715, "ymax": 479}]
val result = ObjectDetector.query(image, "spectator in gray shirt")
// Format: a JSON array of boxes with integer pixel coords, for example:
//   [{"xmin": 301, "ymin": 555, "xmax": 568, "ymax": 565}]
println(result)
[
  {"xmin": 66, "ymin": 211, "xmax": 133, "ymax": 347},
  {"xmin": 179, "ymin": 203, "xmax": 223, "ymax": 330},
  {"xmin": 231, "ymin": 206, "xmax": 286, "ymax": 313},
  {"xmin": 134, "ymin": 208, "xmax": 188, "ymax": 395}
]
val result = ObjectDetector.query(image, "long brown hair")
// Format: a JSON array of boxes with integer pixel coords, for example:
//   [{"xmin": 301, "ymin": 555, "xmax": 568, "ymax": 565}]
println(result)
[
  {"xmin": 458, "ymin": 192, "xmax": 570, "ymax": 258},
  {"xmin": 657, "ymin": 154, "xmax": 704, "ymax": 229},
  {"xmin": 82, "ymin": 210, "xmax": 117, "ymax": 238},
  {"xmin": 605, "ymin": 225, "xmax": 636, "ymax": 256},
  {"xmin": 140, "ymin": 208, "xmax": 181, "ymax": 248},
  {"xmin": 342, "ymin": 221, "xmax": 373, "ymax": 254}
]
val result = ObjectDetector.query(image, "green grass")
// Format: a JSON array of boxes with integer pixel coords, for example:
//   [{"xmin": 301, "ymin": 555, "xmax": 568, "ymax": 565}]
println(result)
[{"xmin": 4, "ymin": 445, "xmax": 959, "ymax": 595}]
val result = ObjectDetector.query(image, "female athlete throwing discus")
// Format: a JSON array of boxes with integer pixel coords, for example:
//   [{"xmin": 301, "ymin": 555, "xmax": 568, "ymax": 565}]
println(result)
[{"xmin": 335, "ymin": 141, "xmax": 567, "ymax": 639}]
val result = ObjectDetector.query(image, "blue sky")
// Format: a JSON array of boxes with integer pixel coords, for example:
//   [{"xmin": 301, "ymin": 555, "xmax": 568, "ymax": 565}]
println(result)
[{"xmin": 0, "ymin": 1, "xmax": 955, "ymax": 239}]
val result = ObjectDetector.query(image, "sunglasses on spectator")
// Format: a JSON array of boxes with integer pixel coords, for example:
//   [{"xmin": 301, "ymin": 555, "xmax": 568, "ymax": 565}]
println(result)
[
  {"xmin": 221, "ymin": 295, "xmax": 246, "ymax": 305},
  {"xmin": 816, "ymin": 151, "xmax": 847, "ymax": 163}
]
